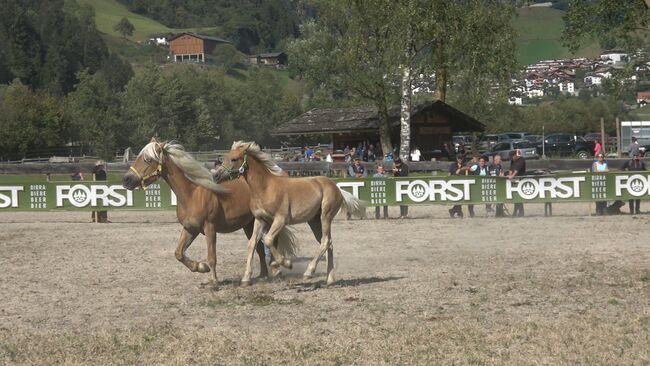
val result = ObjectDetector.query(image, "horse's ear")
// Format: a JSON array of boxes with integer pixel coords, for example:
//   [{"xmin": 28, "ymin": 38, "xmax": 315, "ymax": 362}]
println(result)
[{"xmin": 150, "ymin": 137, "xmax": 157, "ymax": 143}]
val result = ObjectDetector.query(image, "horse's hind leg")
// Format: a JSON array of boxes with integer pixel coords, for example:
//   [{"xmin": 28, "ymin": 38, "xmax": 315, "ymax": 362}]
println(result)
[
  {"xmin": 304, "ymin": 215, "xmax": 334, "ymax": 285},
  {"xmin": 174, "ymin": 228, "xmax": 205, "ymax": 273},
  {"xmin": 245, "ymin": 222, "xmax": 269, "ymax": 278},
  {"xmin": 264, "ymin": 218, "xmax": 292, "ymax": 270},
  {"xmin": 203, "ymin": 223, "xmax": 219, "ymax": 290}
]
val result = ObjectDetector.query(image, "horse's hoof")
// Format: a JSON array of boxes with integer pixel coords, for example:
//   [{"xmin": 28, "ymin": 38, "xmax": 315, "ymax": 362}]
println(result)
[
  {"xmin": 240, "ymin": 279, "xmax": 252, "ymax": 287},
  {"xmin": 197, "ymin": 262, "xmax": 211, "ymax": 273},
  {"xmin": 302, "ymin": 274, "xmax": 312, "ymax": 282},
  {"xmin": 283, "ymin": 258, "xmax": 293, "ymax": 270}
]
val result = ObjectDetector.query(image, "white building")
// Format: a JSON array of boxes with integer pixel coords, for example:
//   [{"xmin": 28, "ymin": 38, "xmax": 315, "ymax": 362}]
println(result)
[
  {"xmin": 600, "ymin": 51, "xmax": 628, "ymax": 64},
  {"xmin": 508, "ymin": 97, "xmax": 523, "ymax": 105},
  {"xmin": 584, "ymin": 73, "xmax": 604, "ymax": 85},
  {"xmin": 527, "ymin": 88, "xmax": 544, "ymax": 98},
  {"xmin": 558, "ymin": 80, "xmax": 575, "ymax": 94}
]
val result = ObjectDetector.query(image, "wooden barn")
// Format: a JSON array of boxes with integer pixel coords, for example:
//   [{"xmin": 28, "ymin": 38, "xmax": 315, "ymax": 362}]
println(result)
[
  {"xmin": 271, "ymin": 100, "xmax": 485, "ymax": 158},
  {"xmin": 248, "ymin": 52, "xmax": 288, "ymax": 67},
  {"xmin": 168, "ymin": 32, "xmax": 231, "ymax": 63}
]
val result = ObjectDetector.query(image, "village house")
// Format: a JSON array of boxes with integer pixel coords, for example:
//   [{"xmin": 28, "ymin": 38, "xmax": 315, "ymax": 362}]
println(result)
[
  {"xmin": 168, "ymin": 32, "xmax": 231, "ymax": 63},
  {"xmin": 558, "ymin": 79, "xmax": 576, "ymax": 95},
  {"xmin": 600, "ymin": 50, "xmax": 628, "ymax": 65},
  {"xmin": 247, "ymin": 52, "xmax": 288, "ymax": 68}
]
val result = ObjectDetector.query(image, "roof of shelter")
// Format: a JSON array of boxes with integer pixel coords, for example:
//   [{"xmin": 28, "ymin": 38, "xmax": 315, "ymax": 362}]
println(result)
[
  {"xmin": 271, "ymin": 100, "xmax": 485, "ymax": 136},
  {"xmin": 168, "ymin": 32, "xmax": 231, "ymax": 44}
]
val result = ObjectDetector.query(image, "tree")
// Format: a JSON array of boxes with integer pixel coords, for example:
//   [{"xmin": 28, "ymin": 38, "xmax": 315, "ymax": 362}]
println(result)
[
  {"xmin": 563, "ymin": 0, "xmax": 649, "ymax": 52},
  {"xmin": 114, "ymin": 17, "xmax": 135, "ymax": 39},
  {"xmin": 289, "ymin": 0, "xmax": 518, "ymax": 158}
]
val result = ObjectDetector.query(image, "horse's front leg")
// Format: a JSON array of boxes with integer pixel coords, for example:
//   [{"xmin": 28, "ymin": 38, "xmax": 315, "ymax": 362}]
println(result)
[
  {"xmin": 241, "ymin": 218, "xmax": 266, "ymax": 286},
  {"xmin": 203, "ymin": 223, "xmax": 218, "ymax": 290},
  {"xmin": 174, "ymin": 228, "xmax": 205, "ymax": 272},
  {"xmin": 264, "ymin": 217, "xmax": 292, "ymax": 270}
]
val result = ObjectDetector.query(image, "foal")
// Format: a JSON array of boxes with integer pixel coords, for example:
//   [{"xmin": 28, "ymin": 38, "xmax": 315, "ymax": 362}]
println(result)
[{"xmin": 214, "ymin": 141, "xmax": 366, "ymax": 286}]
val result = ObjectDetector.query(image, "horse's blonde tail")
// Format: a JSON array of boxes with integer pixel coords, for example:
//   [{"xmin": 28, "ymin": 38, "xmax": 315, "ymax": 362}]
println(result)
[
  {"xmin": 338, "ymin": 188, "xmax": 367, "ymax": 218},
  {"xmin": 275, "ymin": 227, "xmax": 297, "ymax": 258}
]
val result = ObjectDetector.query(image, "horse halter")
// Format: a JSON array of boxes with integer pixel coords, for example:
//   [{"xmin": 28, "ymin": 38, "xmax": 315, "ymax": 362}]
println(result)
[
  {"xmin": 221, "ymin": 153, "xmax": 248, "ymax": 180},
  {"xmin": 129, "ymin": 147, "xmax": 165, "ymax": 189}
]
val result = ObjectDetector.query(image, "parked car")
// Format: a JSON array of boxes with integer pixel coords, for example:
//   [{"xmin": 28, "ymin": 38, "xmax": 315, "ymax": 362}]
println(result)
[
  {"xmin": 524, "ymin": 134, "xmax": 543, "ymax": 143},
  {"xmin": 478, "ymin": 133, "xmax": 510, "ymax": 153},
  {"xmin": 536, "ymin": 133, "xmax": 596, "ymax": 159},
  {"xmin": 490, "ymin": 140, "xmax": 539, "ymax": 161},
  {"xmin": 504, "ymin": 132, "xmax": 532, "ymax": 140}
]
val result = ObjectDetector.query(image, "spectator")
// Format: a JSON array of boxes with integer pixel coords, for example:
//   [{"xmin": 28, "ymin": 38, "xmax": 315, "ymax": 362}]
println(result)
[
  {"xmin": 313, "ymin": 151, "xmax": 322, "ymax": 161},
  {"xmin": 304, "ymin": 146, "xmax": 314, "ymax": 161},
  {"xmin": 622, "ymin": 151, "xmax": 646, "ymax": 214},
  {"xmin": 92, "ymin": 160, "xmax": 109, "ymax": 223},
  {"xmin": 507, "ymin": 149, "xmax": 526, "ymax": 217},
  {"xmin": 468, "ymin": 155, "xmax": 490, "ymax": 218},
  {"xmin": 348, "ymin": 157, "xmax": 367, "ymax": 178},
  {"xmin": 592, "ymin": 152, "xmax": 609, "ymax": 215},
  {"xmin": 373, "ymin": 165, "xmax": 389, "ymax": 219},
  {"xmin": 392, "ymin": 158, "xmax": 409, "ymax": 218},
  {"xmin": 448, "ymin": 154, "xmax": 468, "ymax": 218},
  {"xmin": 384, "ymin": 152, "xmax": 394, "ymax": 162},
  {"xmin": 594, "ymin": 139, "xmax": 603, "ymax": 157},
  {"xmin": 71, "ymin": 169, "xmax": 84, "ymax": 181},
  {"xmin": 489, "ymin": 154, "xmax": 505, "ymax": 217},
  {"xmin": 410, "ymin": 146, "xmax": 421, "ymax": 162},
  {"xmin": 628, "ymin": 136, "xmax": 640, "ymax": 157},
  {"xmin": 367, "ymin": 145, "xmax": 376, "ymax": 162},
  {"xmin": 210, "ymin": 159, "xmax": 222, "ymax": 177}
]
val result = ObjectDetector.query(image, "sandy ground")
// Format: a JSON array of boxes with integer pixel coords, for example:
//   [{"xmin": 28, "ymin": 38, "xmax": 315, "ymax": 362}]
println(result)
[{"xmin": 0, "ymin": 204, "xmax": 649, "ymax": 365}]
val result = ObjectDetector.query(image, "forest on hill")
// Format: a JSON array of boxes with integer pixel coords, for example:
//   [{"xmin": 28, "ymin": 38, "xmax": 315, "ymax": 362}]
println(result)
[{"xmin": 0, "ymin": 0, "xmax": 647, "ymax": 161}]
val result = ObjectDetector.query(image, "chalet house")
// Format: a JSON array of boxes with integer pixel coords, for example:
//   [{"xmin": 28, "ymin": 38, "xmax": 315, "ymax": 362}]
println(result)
[
  {"xmin": 527, "ymin": 88, "xmax": 544, "ymax": 98},
  {"xmin": 600, "ymin": 50, "xmax": 628, "ymax": 64},
  {"xmin": 168, "ymin": 32, "xmax": 231, "ymax": 63},
  {"xmin": 637, "ymin": 92, "xmax": 650, "ymax": 104},
  {"xmin": 147, "ymin": 32, "xmax": 174, "ymax": 46},
  {"xmin": 248, "ymin": 52, "xmax": 288, "ymax": 67},
  {"xmin": 508, "ymin": 97, "xmax": 523, "ymax": 106},
  {"xmin": 558, "ymin": 79, "xmax": 576, "ymax": 94},
  {"xmin": 271, "ymin": 100, "xmax": 485, "ymax": 155}
]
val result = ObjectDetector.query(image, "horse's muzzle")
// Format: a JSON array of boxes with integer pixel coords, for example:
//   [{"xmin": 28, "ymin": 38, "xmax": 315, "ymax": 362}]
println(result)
[{"xmin": 122, "ymin": 173, "xmax": 140, "ymax": 190}]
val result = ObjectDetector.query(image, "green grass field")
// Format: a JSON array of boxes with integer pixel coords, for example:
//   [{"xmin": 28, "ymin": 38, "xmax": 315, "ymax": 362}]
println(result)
[
  {"xmin": 514, "ymin": 7, "xmax": 601, "ymax": 65},
  {"xmin": 77, "ymin": 0, "xmax": 217, "ymax": 41}
]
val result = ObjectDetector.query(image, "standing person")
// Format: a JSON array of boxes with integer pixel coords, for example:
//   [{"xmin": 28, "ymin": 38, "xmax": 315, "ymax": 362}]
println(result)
[
  {"xmin": 304, "ymin": 146, "xmax": 314, "ymax": 161},
  {"xmin": 592, "ymin": 152, "xmax": 609, "ymax": 215},
  {"xmin": 92, "ymin": 160, "xmax": 109, "ymax": 223},
  {"xmin": 367, "ymin": 145, "xmax": 376, "ymax": 162},
  {"xmin": 594, "ymin": 138, "xmax": 603, "ymax": 157},
  {"xmin": 622, "ymin": 151, "xmax": 646, "ymax": 214},
  {"xmin": 628, "ymin": 136, "xmax": 640, "ymax": 157},
  {"xmin": 489, "ymin": 154, "xmax": 505, "ymax": 217},
  {"xmin": 71, "ymin": 169, "xmax": 84, "ymax": 181},
  {"xmin": 468, "ymin": 156, "xmax": 490, "ymax": 218},
  {"xmin": 507, "ymin": 149, "xmax": 526, "ymax": 217},
  {"xmin": 448, "ymin": 154, "xmax": 468, "ymax": 218},
  {"xmin": 392, "ymin": 158, "xmax": 409, "ymax": 218},
  {"xmin": 410, "ymin": 146, "xmax": 421, "ymax": 162},
  {"xmin": 348, "ymin": 157, "xmax": 367, "ymax": 178},
  {"xmin": 373, "ymin": 165, "xmax": 389, "ymax": 219}
]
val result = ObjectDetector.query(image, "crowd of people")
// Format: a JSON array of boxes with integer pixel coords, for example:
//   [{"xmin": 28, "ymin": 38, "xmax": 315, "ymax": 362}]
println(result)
[{"xmin": 343, "ymin": 136, "xmax": 646, "ymax": 219}]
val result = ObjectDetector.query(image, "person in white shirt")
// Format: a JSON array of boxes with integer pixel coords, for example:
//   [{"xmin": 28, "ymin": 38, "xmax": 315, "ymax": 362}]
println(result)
[{"xmin": 410, "ymin": 147, "xmax": 421, "ymax": 162}]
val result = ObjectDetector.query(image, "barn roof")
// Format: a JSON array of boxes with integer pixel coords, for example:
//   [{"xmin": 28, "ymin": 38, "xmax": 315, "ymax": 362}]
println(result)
[
  {"xmin": 168, "ymin": 32, "xmax": 231, "ymax": 44},
  {"xmin": 271, "ymin": 100, "xmax": 485, "ymax": 136}
]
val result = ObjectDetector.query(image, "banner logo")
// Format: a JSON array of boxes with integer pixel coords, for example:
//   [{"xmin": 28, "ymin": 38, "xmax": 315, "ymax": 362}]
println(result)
[
  {"xmin": 615, "ymin": 174, "xmax": 650, "ymax": 197},
  {"xmin": 0, "ymin": 186, "xmax": 24, "ymax": 208},
  {"xmin": 506, "ymin": 176, "xmax": 585, "ymax": 200},
  {"xmin": 396, "ymin": 179, "xmax": 475, "ymax": 202},
  {"xmin": 56, "ymin": 185, "xmax": 134, "ymax": 208}
]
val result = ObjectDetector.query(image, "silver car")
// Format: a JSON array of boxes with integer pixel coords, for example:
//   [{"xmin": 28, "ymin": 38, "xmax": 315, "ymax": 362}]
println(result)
[{"xmin": 490, "ymin": 140, "xmax": 539, "ymax": 161}]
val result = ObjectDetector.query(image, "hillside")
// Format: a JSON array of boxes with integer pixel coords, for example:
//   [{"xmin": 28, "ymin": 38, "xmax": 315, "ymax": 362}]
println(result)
[
  {"xmin": 514, "ymin": 7, "xmax": 601, "ymax": 65},
  {"xmin": 77, "ymin": 0, "xmax": 217, "ymax": 41}
]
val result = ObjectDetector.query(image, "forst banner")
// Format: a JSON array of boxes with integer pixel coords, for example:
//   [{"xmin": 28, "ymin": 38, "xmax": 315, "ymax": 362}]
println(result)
[{"xmin": 1, "ymin": 173, "xmax": 650, "ymax": 211}]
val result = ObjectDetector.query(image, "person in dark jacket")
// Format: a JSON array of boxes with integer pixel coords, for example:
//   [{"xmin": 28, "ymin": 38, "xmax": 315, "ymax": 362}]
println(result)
[
  {"xmin": 392, "ymin": 158, "xmax": 410, "ymax": 218},
  {"xmin": 448, "ymin": 155, "xmax": 469, "ymax": 218},
  {"xmin": 92, "ymin": 160, "xmax": 109, "ymax": 223},
  {"xmin": 622, "ymin": 151, "xmax": 646, "ymax": 214},
  {"xmin": 507, "ymin": 149, "xmax": 526, "ymax": 217}
]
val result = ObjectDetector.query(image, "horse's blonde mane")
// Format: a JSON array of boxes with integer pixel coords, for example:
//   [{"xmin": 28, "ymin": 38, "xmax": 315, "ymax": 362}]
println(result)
[
  {"xmin": 139, "ymin": 141, "xmax": 228, "ymax": 194},
  {"xmin": 232, "ymin": 141, "xmax": 284, "ymax": 177}
]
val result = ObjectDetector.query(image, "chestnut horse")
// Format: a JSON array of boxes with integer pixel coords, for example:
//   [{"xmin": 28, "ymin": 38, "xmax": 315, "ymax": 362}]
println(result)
[
  {"xmin": 122, "ymin": 139, "xmax": 295, "ymax": 289},
  {"xmin": 214, "ymin": 141, "xmax": 366, "ymax": 286}
]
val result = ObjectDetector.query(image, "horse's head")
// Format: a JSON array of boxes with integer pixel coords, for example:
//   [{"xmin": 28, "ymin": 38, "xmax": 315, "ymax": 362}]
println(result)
[
  {"xmin": 213, "ymin": 141, "xmax": 251, "ymax": 183},
  {"xmin": 123, "ymin": 138, "xmax": 166, "ymax": 190}
]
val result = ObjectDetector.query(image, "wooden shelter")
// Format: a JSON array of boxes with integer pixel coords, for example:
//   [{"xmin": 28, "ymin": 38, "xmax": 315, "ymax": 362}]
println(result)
[
  {"xmin": 271, "ymin": 100, "xmax": 485, "ymax": 157},
  {"xmin": 168, "ymin": 33, "xmax": 231, "ymax": 63},
  {"xmin": 248, "ymin": 52, "xmax": 288, "ymax": 67}
]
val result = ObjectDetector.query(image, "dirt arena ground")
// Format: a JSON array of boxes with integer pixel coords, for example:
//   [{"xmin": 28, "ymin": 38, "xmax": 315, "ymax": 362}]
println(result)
[{"xmin": 1, "ymin": 204, "xmax": 648, "ymax": 365}]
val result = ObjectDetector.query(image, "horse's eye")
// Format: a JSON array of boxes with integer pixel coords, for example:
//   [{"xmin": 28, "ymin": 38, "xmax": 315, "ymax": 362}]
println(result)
[{"xmin": 232, "ymin": 157, "xmax": 240, "ymax": 162}]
